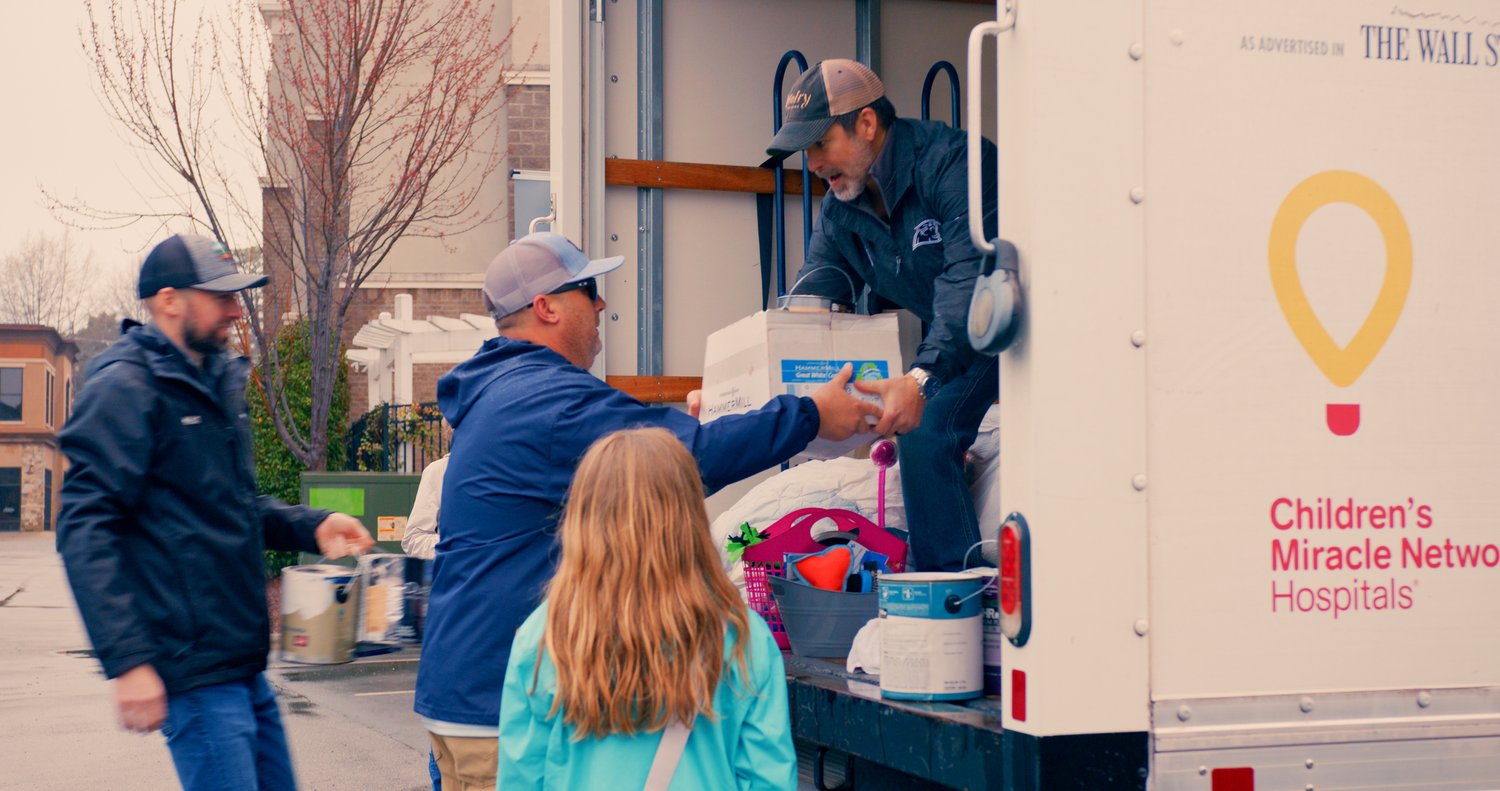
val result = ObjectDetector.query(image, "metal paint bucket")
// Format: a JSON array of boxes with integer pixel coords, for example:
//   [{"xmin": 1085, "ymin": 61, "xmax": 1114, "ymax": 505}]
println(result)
[
  {"xmin": 280, "ymin": 565, "xmax": 360, "ymax": 664},
  {"xmin": 356, "ymin": 553, "xmax": 410, "ymax": 645},
  {"xmin": 878, "ymin": 572, "xmax": 985, "ymax": 701},
  {"xmin": 969, "ymin": 567, "xmax": 1004, "ymax": 697}
]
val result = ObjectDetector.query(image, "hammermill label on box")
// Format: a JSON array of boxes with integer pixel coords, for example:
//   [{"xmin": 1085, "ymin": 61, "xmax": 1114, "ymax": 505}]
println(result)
[{"xmin": 701, "ymin": 311, "xmax": 905, "ymax": 459}]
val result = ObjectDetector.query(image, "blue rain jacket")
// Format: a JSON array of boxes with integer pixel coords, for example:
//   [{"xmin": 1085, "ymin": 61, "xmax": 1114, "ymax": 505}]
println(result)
[
  {"xmin": 499, "ymin": 603, "xmax": 796, "ymax": 790},
  {"xmin": 413, "ymin": 338, "xmax": 818, "ymax": 726}
]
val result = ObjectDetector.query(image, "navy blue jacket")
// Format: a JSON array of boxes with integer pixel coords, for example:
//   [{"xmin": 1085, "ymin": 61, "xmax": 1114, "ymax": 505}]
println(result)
[
  {"xmin": 414, "ymin": 338, "xmax": 819, "ymax": 726},
  {"xmin": 56, "ymin": 324, "xmax": 328, "ymax": 693},
  {"xmin": 799, "ymin": 118, "xmax": 999, "ymax": 384}
]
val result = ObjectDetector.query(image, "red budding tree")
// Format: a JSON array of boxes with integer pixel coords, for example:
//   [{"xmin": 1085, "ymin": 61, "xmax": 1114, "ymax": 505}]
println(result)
[{"xmin": 79, "ymin": 0, "xmax": 524, "ymax": 470}]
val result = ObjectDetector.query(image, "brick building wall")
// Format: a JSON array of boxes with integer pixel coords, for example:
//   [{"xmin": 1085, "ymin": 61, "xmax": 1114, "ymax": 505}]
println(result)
[
  {"xmin": 507, "ymin": 83, "xmax": 551, "ymax": 232},
  {"xmin": 411, "ymin": 363, "xmax": 457, "ymax": 407},
  {"xmin": 508, "ymin": 83, "xmax": 551, "ymax": 171},
  {"xmin": 0, "ymin": 326, "xmax": 77, "ymax": 532},
  {"xmin": 349, "ymin": 82, "xmax": 549, "ymax": 419},
  {"xmin": 344, "ymin": 288, "xmax": 490, "ymax": 419},
  {"xmin": 266, "ymin": 81, "xmax": 549, "ymax": 426}
]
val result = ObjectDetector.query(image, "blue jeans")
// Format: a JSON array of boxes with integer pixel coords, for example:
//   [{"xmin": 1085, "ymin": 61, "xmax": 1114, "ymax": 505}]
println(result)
[
  {"xmin": 161, "ymin": 674, "xmax": 297, "ymax": 791},
  {"xmin": 898, "ymin": 355, "xmax": 1000, "ymax": 571}
]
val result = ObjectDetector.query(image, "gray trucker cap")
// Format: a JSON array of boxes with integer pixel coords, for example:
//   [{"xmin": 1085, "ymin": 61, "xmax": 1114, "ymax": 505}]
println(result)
[{"xmin": 482, "ymin": 232, "xmax": 625, "ymax": 318}]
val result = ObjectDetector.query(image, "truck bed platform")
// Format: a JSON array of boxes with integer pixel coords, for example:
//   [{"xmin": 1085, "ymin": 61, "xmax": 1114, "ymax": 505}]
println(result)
[{"xmin": 785, "ymin": 654, "xmax": 1005, "ymax": 790}]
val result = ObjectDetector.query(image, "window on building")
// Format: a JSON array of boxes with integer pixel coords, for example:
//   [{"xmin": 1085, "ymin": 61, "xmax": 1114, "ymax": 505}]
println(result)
[
  {"xmin": 0, "ymin": 368, "xmax": 21, "ymax": 422},
  {"xmin": 65, "ymin": 379, "xmax": 73, "ymax": 422},
  {"xmin": 0, "ymin": 468, "xmax": 19, "ymax": 531},
  {"xmin": 46, "ymin": 370, "xmax": 55, "ymax": 426},
  {"xmin": 44, "ymin": 469, "xmax": 53, "ymax": 532}
]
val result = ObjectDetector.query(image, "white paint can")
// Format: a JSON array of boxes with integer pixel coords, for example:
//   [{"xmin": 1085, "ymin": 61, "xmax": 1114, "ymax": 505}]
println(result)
[
  {"xmin": 878, "ymin": 571, "xmax": 985, "ymax": 701},
  {"xmin": 280, "ymin": 565, "xmax": 360, "ymax": 664}
]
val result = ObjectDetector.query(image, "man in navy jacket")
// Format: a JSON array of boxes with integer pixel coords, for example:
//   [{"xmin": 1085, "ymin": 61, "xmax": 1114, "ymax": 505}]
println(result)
[
  {"xmin": 56, "ymin": 234, "xmax": 373, "ymax": 791},
  {"xmin": 414, "ymin": 232, "xmax": 879, "ymax": 788},
  {"xmin": 766, "ymin": 59, "xmax": 1001, "ymax": 572}
]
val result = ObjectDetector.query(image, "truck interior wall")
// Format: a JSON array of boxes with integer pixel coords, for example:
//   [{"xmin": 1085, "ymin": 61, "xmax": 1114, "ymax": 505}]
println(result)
[
  {"xmin": 589, "ymin": 1, "xmax": 992, "ymax": 518},
  {"xmin": 597, "ymin": 0, "xmax": 993, "ymax": 382}
]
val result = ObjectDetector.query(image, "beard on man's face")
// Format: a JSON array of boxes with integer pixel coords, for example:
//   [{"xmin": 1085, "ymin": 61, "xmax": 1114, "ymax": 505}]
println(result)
[
  {"xmin": 185, "ymin": 324, "xmax": 229, "ymax": 356},
  {"xmin": 181, "ymin": 300, "xmax": 232, "ymax": 355},
  {"xmin": 824, "ymin": 134, "xmax": 877, "ymax": 202}
]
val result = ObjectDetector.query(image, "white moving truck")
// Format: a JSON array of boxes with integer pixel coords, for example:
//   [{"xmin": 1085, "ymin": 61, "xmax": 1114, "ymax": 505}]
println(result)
[{"xmin": 546, "ymin": 1, "xmax": 1500, "ymax": 788}]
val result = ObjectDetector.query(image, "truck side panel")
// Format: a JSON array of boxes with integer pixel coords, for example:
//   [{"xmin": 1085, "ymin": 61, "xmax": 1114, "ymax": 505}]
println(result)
[{"xmin": 994, "ymin": 0, "xmax": 1152, "ymax": 738}]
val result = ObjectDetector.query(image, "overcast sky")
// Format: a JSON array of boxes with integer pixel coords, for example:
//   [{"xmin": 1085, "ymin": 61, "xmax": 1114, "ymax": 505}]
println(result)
[{"xmin": 0, "ymin": 2, "xmax": 256, "ymax": 284}]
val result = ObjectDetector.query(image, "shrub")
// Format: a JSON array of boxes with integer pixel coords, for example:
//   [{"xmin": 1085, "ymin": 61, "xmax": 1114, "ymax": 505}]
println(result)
[{"xmin": 247, "ymin": 320, "xmax": 350, "ymax": 578}]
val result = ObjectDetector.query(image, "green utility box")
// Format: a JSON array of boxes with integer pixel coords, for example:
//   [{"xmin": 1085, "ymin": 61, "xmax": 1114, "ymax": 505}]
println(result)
[{"xmin": 299, "ymin": 472, "xmax": 422, "ymax": 559}]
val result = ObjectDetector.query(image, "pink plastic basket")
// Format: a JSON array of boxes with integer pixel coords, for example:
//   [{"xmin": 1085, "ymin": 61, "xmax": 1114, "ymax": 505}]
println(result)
[{"xmin": 743, "ymin": 507, "xmax": 907, "ymax": 649}]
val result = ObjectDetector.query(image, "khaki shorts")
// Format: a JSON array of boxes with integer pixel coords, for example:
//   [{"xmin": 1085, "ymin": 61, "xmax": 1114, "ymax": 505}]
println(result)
[{"xmin": 428, "ymin": 732, "xmax": 498, "ymax": 791}]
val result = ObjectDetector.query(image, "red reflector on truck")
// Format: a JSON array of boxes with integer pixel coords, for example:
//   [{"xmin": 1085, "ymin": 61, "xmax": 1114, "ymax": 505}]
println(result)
[
  {"xmin": 1011, "ymin": 669, "xmax": 1026, "ymax": 721},
  {"xmin": 999, "ymin": 525, "xmax": 1020, "ymax": 615},
  {"xmin": 1211, "ymin": 767, "xmax": 1253, "ymax": 791}
]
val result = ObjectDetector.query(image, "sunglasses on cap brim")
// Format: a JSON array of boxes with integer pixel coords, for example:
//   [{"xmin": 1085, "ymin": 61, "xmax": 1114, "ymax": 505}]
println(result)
[{"xmin": 547, "ymin": 277, "xmax": 598, "ymax": 302}]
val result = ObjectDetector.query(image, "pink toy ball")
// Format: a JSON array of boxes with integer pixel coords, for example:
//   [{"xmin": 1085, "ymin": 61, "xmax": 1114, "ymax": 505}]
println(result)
[{"xmin": 870, "ymin": 438, "xmax": 897, "ymax": 469}]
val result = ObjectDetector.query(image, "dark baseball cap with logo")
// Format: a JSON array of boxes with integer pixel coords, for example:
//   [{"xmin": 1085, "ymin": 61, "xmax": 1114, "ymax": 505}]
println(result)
[
  {"xmin": 137, "ymin": 234, "xmax": 268, "ymax": 299},
  {"xmin": 765, "ymin": 58, "xmax": 886, "ymax": 159}
]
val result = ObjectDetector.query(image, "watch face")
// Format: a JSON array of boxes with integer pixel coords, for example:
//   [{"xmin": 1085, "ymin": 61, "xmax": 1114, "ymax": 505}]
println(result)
[{"xmin": 920, "ymin": 373, "xmax": 942, "ymax": 400}]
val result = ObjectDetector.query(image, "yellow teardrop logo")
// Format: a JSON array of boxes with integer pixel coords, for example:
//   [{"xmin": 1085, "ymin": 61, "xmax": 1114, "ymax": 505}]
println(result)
[{"xmin": 1268, "ymin": 170, "xmax": 1412, "ymax": 389}]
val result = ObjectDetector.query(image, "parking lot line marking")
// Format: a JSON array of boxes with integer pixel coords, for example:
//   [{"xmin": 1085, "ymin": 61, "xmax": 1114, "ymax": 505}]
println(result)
[{"xmin": 352, "ymin": 689, "xmax": 416, "ymax": 697}]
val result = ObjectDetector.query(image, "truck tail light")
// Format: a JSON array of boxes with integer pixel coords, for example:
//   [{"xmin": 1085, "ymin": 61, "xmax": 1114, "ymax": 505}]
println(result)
[{"xmin": 999, "ymin": 512, "xmax": 1031, "ymax": 646}]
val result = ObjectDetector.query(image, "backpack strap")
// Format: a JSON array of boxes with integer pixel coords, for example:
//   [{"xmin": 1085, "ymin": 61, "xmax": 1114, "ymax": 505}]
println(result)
[{"xmin": 643, "ymin": 716, "xmax": 695, "ymax": 791}]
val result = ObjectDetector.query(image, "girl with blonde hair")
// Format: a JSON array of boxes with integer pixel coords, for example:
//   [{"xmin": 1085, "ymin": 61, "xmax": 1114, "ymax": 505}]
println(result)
[{"xmin": 497, "ymin": 427, "xmax": 796, "ymax": 790}]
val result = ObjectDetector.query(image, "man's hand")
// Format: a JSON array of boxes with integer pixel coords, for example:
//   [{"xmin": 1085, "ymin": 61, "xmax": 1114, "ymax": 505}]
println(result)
[
  {"xmin": 855, "ymin": 373, "xmax": 925, "ymax": 436},
  {"xmin": 810, "ymin": 364, "xmax": 883, "ymax": 441},
  {"xmin": 686, "ymin": 389, "xmax": 703, "ymax": 419},
  {"xmin": 115, "ymin": 664, "xmax": 167, "ymax": 733},
  {"xmin": 315, "ymin": 513, "xmax": 375, "ymax": 559}
]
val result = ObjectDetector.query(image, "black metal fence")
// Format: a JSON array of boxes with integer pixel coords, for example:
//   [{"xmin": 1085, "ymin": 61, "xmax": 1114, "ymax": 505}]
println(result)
[{"xmin": 346, "ymin": 402, "xmax": 450, "ymax": 473}]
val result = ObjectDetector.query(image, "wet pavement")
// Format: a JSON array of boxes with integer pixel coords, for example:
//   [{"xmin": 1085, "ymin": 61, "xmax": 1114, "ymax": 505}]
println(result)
[
  {"xmin": 0, "ymin": 532, "xmax": 431, "ymax": 790},
  {"xmin": 2, "ymin": 531, "xmax": 849, "ymax": 790}
]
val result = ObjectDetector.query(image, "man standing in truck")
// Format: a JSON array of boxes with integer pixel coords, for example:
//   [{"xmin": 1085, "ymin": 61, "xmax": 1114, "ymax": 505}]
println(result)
[{"xmin": 765, "ymin": 58, "xmax": 999, "ymax": 572}]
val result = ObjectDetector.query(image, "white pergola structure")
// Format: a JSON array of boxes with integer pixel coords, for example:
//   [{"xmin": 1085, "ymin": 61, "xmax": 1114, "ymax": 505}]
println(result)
[{"xmin": 346, "ymin": 294, "xmax": 496, "ymax": 407}]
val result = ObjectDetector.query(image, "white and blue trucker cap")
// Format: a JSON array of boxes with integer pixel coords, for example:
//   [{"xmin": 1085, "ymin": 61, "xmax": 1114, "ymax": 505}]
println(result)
[{"xmin": 481, "ymin": 232, "xmax": 624, "ymax": 318}]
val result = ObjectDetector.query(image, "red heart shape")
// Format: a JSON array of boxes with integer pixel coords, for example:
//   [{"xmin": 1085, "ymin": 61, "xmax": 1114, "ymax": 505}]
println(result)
[{"xmin": 795, "ymin": 547, "xmax": 852, "ymax": 591}]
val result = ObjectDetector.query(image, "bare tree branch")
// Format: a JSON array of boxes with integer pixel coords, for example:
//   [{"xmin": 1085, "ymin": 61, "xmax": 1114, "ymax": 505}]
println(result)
[
  {"xmin": 77, "ymin": 0, "xmax": 526, "ymax": 470},
  {"xmin": 0, "ymin": 232, "xmax": 94, "ymax": 333}
]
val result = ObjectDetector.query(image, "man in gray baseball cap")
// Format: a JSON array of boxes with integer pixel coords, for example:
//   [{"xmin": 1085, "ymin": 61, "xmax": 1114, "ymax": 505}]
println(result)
[
  {"xmin": 415, "ymin": 231, "xmax": 881, "ymax": 788},
  {"xmin": 767, "ymin": 58, "xmax": 1002, "ymax": 572},
  {"xmin": 477, "ymin": 231, "xmax": 624, "ymax": 370}
]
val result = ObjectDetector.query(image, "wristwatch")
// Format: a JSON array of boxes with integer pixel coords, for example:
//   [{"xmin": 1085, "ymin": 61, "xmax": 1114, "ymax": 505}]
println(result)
[{"xmin": 908, "ymin": 367, "xmax": 942, "ymax": 401}]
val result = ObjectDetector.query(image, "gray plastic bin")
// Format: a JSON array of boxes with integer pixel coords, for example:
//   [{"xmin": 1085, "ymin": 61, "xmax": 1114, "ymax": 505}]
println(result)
[{"xmin": 768, "ymin": 576, "xmax": 878, "ymax": 658}]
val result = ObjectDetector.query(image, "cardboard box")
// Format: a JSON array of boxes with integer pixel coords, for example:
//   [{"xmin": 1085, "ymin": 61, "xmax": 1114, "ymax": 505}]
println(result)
[{"xmin": 701, "ymin": 310, "xmax": 906, "ymax": 459}]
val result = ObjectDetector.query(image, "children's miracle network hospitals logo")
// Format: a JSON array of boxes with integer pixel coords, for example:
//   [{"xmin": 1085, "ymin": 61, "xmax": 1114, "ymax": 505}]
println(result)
[{"xmin": 1268, "ymin": 170, "xmax": 1412, "ymax": 437}]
